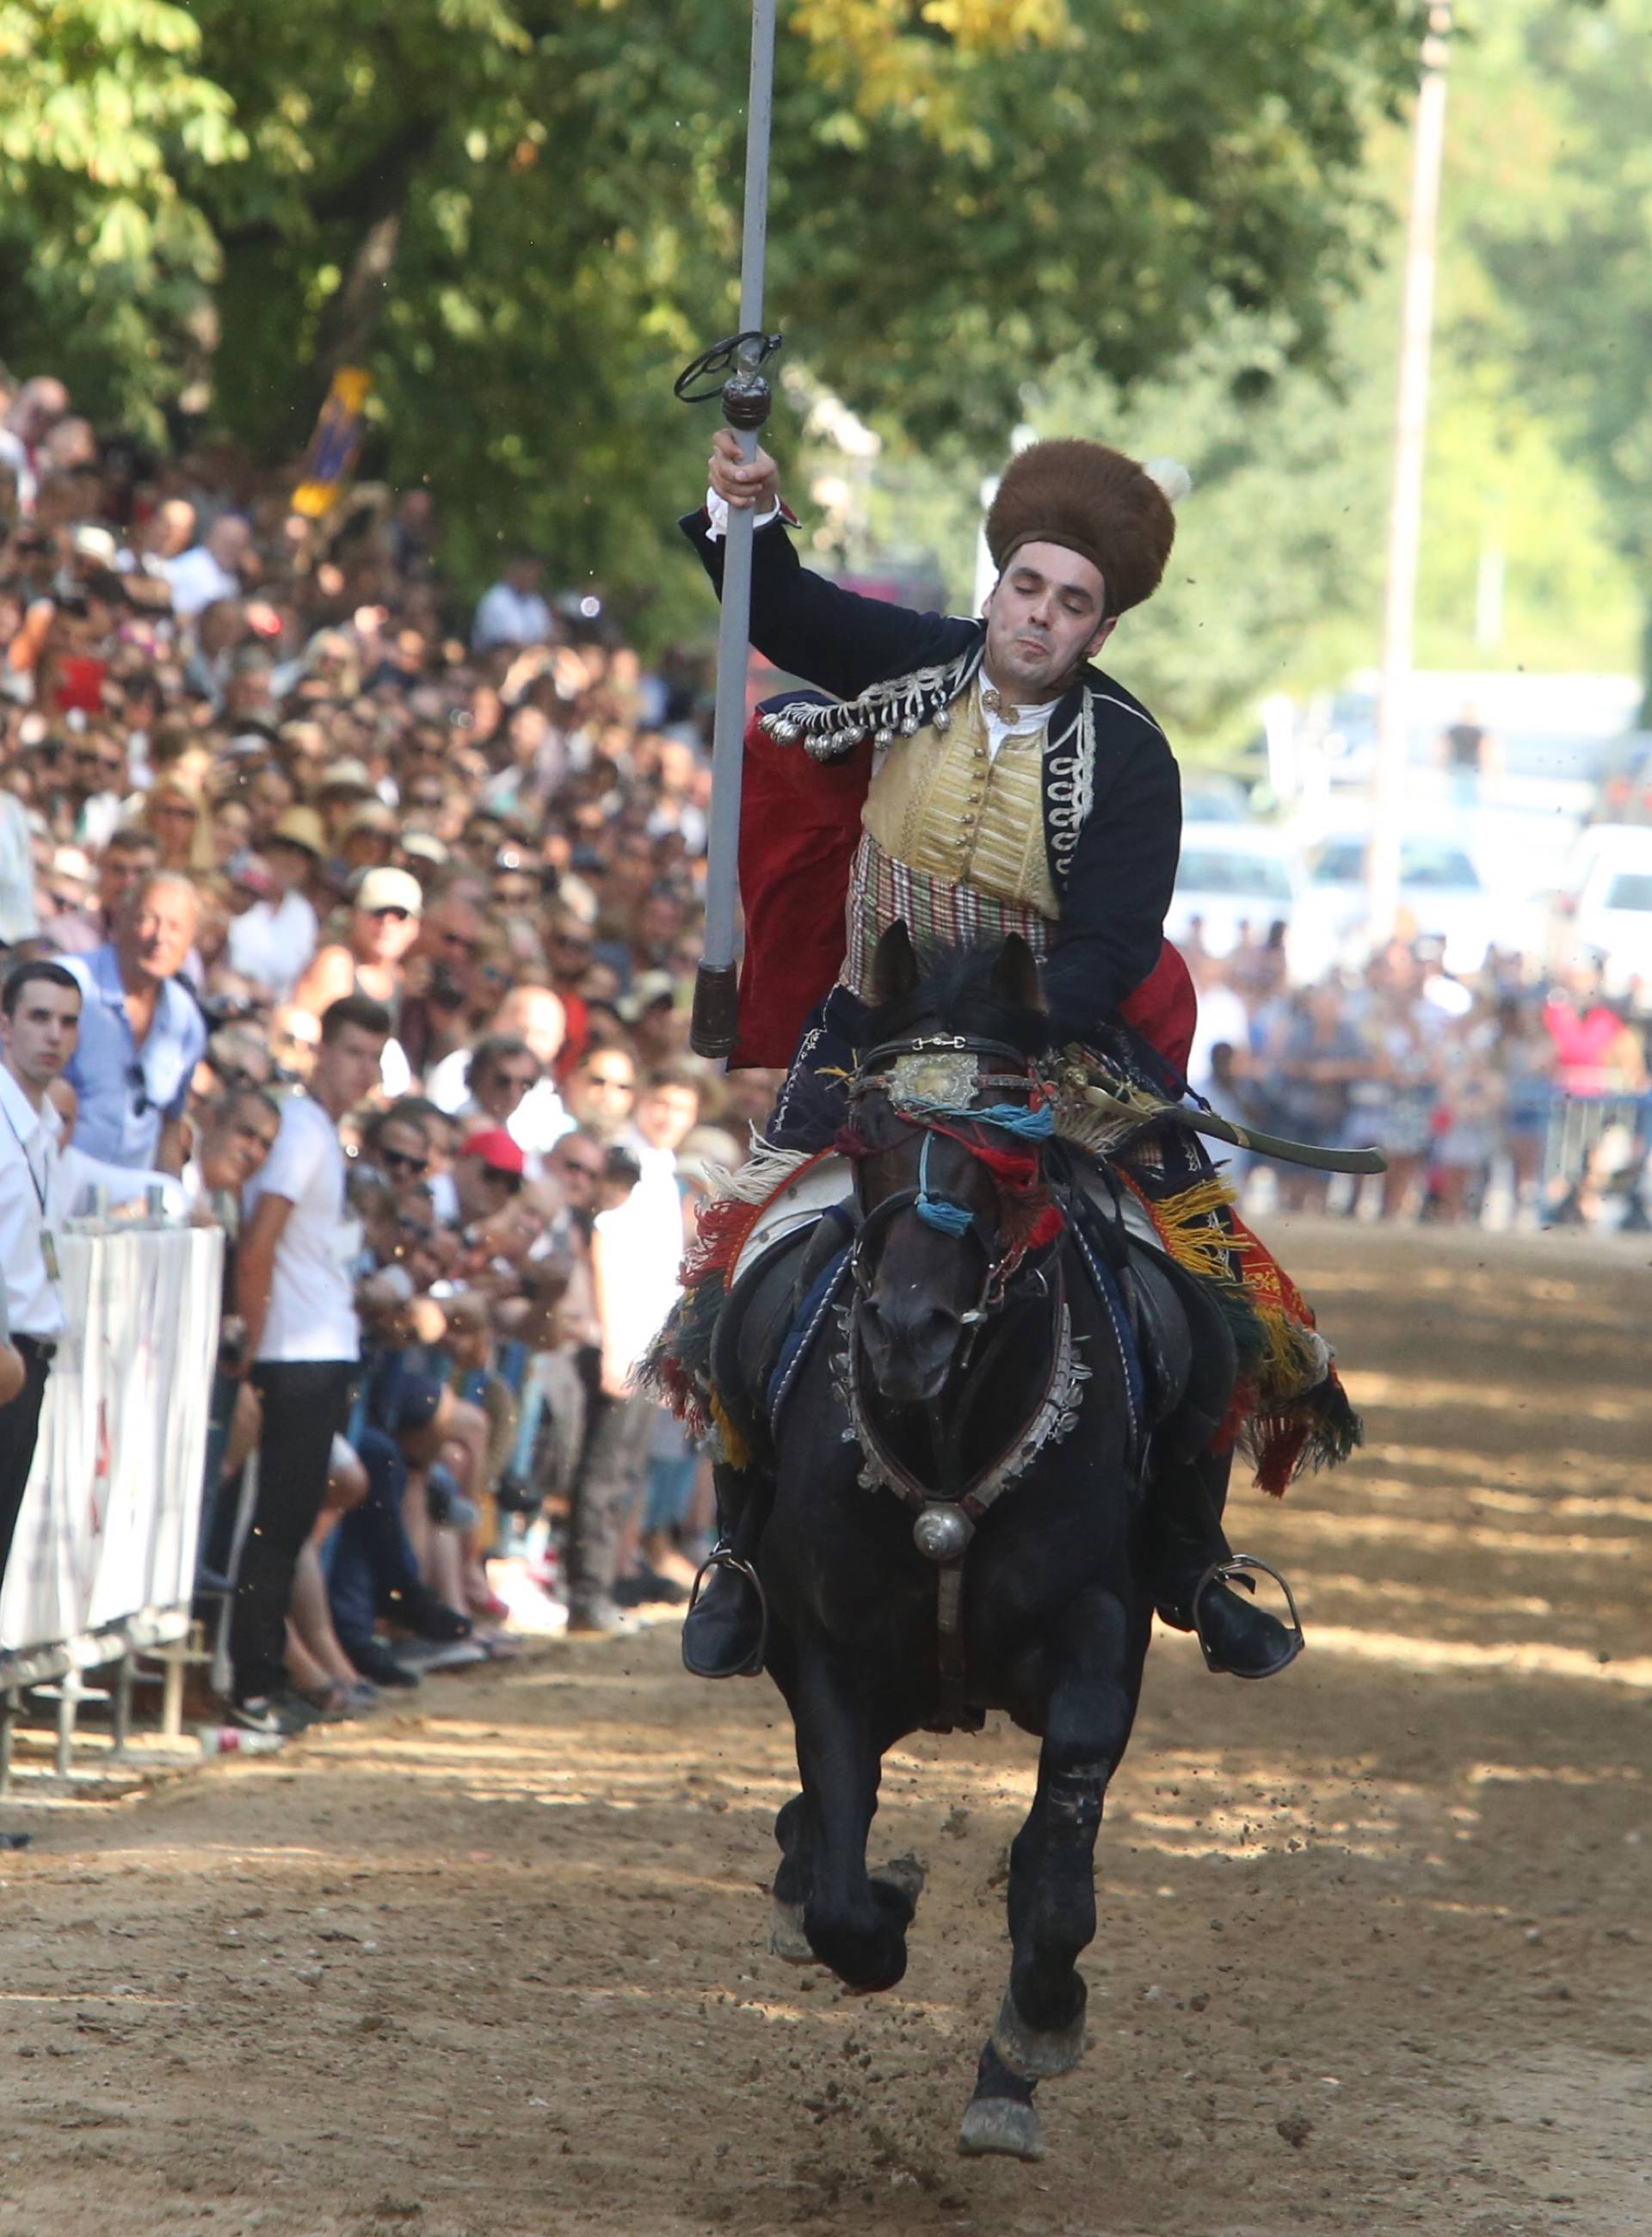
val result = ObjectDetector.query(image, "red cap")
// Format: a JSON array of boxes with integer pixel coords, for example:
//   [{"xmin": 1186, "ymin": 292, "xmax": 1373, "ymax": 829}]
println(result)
[{"xmin": 459, "ymin": 1126, "xmax": 526, "ymax": 1174}]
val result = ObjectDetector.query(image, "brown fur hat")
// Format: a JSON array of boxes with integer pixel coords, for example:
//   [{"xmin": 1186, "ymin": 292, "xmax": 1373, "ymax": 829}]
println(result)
[{"xmin": 984, "ymin": 439, "xmax": 1177, "ymax": 618}]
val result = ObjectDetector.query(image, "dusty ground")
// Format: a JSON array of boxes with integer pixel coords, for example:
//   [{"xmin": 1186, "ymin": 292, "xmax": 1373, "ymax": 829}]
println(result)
[{"xmin": 1, "ymin": 1219, "xmax": 1649, "ymax": 2237}]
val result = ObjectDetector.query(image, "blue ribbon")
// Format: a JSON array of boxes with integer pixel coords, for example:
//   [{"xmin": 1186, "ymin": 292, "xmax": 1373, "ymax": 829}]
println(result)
[
  {"xmin": 915, "ymin": 1133, "xmax": 977, "ymax": 1236},
  {"xmin": 903, "ymin": 1099, "xmax": 1056, "ymax": 1141}
]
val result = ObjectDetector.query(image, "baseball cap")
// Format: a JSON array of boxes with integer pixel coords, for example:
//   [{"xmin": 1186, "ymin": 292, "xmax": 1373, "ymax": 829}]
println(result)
[
  {"xmin": 341, "ymin": 800, "xmax": 398, "ymax": 839},
  {"xmin": 401, "ymin": 831, "xmax": 449, "ymax": 869},
  {"xmin": 318, "ymin": 757, "xmax": 373, "ymax": 798},
  {"xmin": 458, "ymin": 1126, "xmax": 526, "ymax": 1175},
  {"xmin": 617, "ymin": 968, "xmax": 677, "ymax": 1025},
  {"xmin": 71, "ymin": 524, "xmax": 118, "ymax": 566},
  {"xmin": 355, "ymin": 866, "xmax": 423, "ymax": 916},
  {"xmin": 269, "ymin": 805, "xmax": 326, "ymax": 857}
]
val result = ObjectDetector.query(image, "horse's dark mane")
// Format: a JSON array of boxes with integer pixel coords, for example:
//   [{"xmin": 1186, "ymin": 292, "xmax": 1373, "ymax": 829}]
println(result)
[{"xmin": 862, "ymin": 944, "xmax": 1048, "ymax": 1061}]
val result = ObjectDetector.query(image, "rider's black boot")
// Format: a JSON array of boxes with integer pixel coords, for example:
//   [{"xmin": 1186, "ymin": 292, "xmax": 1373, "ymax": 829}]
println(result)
[
  {"xmin": 681, "ymin": 1467, "xmax": 767, "ymax": 1679},
  {"xmin": 1147, "ymin": 1449, "xmax": 1303, "ymax": 1680}
]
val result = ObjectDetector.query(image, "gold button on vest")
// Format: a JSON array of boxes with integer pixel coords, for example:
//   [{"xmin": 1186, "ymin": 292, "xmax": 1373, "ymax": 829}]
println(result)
[{"xmin": 860, "ymin": 687, "xmax": 1058, "ymax": 919}]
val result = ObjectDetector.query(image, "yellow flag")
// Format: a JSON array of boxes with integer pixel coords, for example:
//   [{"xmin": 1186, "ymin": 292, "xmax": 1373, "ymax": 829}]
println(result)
[{"xmin": 291, "ymin": 367, "xmax": 373, "ymax": 519}]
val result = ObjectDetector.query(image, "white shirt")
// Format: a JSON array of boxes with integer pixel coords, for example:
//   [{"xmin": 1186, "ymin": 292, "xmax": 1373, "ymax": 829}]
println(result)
[
  {"xmin": 0, "ymin": 793, "xmax": 37, "ymax": 943},
  {"xmin": 0, "ymin": 1067, "xmax": 68, "ymax": 1340},
  {"xmin": 594, "ymin": 1131, "xmax": 683, "ymax": 1377},
  {"xmin": 226, "ymin": 890, "xmax": 318, "ymax": 1000},
  {"xmin": 243, "ymin": 1094, "xmax": 359, "ymax": 1364},
  {"xmin": 164, "ymin": 544, "xmax": 241, "ymax": 619},
  {"xmin": 425, "ymin": 1054, "xmax": 570, "ymax": 1161},
  {"xmin": 977, "ymin": 677, "xmax": 1055, "ymax": 766},
  {"xmin": 472, "ymin": 581, "xmax": 552, "ymax": 651},
  {"xmin": 0, "ymin": 1070, "xmax": 179, "ymax": 1340}
]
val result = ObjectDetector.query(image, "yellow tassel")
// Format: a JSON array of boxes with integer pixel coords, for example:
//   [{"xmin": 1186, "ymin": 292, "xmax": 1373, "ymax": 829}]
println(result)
[
  {"xmin": 710, "ymin": 1391, "xmax": 752, "ymax": 1473},
  {"xmin": 1123, "ymin": 1172, "xmax": 1238, "ymax": 1285}
]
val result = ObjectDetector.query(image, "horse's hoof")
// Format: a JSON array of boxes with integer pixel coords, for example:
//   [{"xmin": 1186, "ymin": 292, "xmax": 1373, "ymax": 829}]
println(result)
[
  {"xmin": 767, "ymin": 1896, "xmax": 814, "ymax": 1963},
  {"xmin": 870, "ymin": 1852, "xmax": 926, "ymax": 1908},
  {"xmin": 957, "ymin": 2098, "xmax": 1046, "ymax": 2161},
  {"xmin": 990, "ymin": 1988, "xmax": 1086, "ymax": 2080}
]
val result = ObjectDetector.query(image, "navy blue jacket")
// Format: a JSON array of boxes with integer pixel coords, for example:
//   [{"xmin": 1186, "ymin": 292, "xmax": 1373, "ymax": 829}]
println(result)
[{"xmin": 682, "ymin": 508, "xmax": 1181, "ymax": 1045}]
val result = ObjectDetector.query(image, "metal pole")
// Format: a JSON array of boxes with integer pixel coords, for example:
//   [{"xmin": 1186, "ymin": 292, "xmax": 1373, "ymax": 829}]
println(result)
[
  {"xmin": 692, "ymin": 0, "xmax": 778, "ymax": 1057},
  {"xmin": 1368, "ymin": 2, "xmax": 1452, "ymax": 950}
]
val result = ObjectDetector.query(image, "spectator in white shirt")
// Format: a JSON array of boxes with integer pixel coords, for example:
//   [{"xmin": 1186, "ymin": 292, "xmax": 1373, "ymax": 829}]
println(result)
[
  {"xmin": 427, "ymin": 985, "xmax": 570, "ymax": 1155},
  {"xmin": 166, "ymin": 514, "xmax": 252, "ymax": 620},
  {"xmin": 225, "ymin": 841, "xmax": 319, "ymax": 1001},
  {"xmin": 567, "ymin": 1065, "xmax": 700, "ymax": 1634},
  {"xmin": 228, "ymin": 992, "xmax": 389, "ymax": 1735},
  {"xmin": 0, "ymin": 962, "xmax": 77, "ymax": 1595},
  {"xmin": 472, "ymin": 554, "xmax": 552, "ymax": 652}
]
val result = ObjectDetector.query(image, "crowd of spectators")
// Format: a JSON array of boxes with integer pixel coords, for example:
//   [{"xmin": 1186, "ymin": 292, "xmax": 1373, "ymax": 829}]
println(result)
[
  {"xmin": 1184, "ymin": 925, "xmax": 1652, "ymax": 1230},
  {"xmin": 0, "ymin": 364, "xmax": 1644, "ymax": 1742},
  {"xmin": 0, "ymin": 367, "xmax": 777, "ymax": 1737}
]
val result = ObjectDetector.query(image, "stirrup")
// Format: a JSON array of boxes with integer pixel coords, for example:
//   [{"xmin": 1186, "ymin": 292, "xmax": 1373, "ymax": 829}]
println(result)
[
  {"xmin": 1193, "ymin": 1553, "xmax": 1304, "ymax": 1679},
  {"xmin": 685, "ymin": 1544, "xmax": 768, "ymax": 1677}
]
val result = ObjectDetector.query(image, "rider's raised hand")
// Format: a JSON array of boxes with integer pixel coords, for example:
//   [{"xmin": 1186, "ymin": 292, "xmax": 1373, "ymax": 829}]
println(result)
[{"xmin": 709, "ymin": 427, "xmax": 780, "ymax": 513}]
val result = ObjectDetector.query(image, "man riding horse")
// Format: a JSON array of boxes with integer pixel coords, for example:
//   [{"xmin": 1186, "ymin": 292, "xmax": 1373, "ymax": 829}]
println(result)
[{"xmin": 675, "ymin": 428, "xmax": 1348, "ymax": 1684}]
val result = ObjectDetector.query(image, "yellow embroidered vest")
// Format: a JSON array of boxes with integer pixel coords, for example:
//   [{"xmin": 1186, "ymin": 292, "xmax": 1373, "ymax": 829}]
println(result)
[{"xmin": 860, "ymin": 686, "xmax": 1058, "ymax": 920}]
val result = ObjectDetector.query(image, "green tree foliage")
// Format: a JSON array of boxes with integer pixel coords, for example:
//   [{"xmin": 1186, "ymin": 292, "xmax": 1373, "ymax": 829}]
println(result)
[
  {"xmin": 0, "ymin": 0, "xmax": 243, "ymax": 417},
  {"xmin": 0, "ymin": 0, "xmax": 1427, "ymax": 611},
  {"xmin": 1455, "ymin": 0, "xmax": 1652, "ymax": 703}
]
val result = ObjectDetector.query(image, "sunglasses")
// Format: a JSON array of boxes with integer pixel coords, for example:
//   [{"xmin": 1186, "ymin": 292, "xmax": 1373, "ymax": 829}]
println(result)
[
  {"xmin": 481, "ymin": 1164, "xmax": 523, "ymax": 1194},
  {"xmin": 368, "ymin": 904, "xmax": 413, "ymax": 922},
  {"xmin": 556, "ymin": 1157, "xmax": 602, "ymax": 1181},
  {"xmin": 583, "ymin": 1072, "xmax": 633, "ymax": 1093},
  {"xmin": 397, "ymin": 1220, "xmax": 435, "ymax": 1246},
  {"xmin": 126, "ymin": 1061, "xmax": 151, "ymax": 1118},
  {"xmin": 379, "ymin": 1148, "xmax": 428, "ymax": 1176},
  {"xmin": 491, "ymin": 1069, "xmax": 538, "ymax": 1091}
]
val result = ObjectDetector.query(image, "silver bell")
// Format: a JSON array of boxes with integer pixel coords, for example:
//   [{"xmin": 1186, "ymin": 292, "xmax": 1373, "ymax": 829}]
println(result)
[
  {"xmin": 769, "ymin": 718, "xmax": 798, "ymax": 746},
  {"xmin": 874, "ymin": 725, "xmax": 895, "ymax": 750},
  {"xmin": 913, "ymin": 1502, "xmax": 975, "ymax": 1562},
  {"xmin": 900, "ymin": 714, "xmax": 920, "ymax": 736},
  {"xmin": 934, "ymin": 706, "xmax": 952, "ymax": 731}
]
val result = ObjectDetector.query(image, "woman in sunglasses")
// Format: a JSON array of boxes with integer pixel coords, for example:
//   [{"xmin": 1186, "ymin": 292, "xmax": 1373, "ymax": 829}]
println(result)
[{"xmin": 291, "ymin": 865, "xmax": 423, "ymax": 1093}]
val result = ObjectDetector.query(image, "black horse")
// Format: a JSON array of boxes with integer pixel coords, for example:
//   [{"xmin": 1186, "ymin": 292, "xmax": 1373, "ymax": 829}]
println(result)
[{"xmin": 697, "ymin": 926, "xmax": 1274, "ymax": 2162}]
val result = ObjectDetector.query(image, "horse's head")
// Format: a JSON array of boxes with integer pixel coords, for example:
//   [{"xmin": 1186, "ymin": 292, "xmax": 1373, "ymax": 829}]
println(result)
[{"xmin": 846, "ymin": 925, "xmax": 1056, "ymax": 1407}]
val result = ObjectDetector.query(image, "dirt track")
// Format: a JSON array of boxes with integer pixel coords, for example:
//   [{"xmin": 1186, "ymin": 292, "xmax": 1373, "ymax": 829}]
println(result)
[{"xmin": 2, "ymin": 1219, "xmax": 1649, "ymax": 2237}]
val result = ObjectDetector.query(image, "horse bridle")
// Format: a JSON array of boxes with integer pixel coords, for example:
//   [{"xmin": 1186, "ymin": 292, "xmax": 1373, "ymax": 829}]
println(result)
[
  {"xmin": 846, "ymin": 1032, "xmax": 1060, "ymax": 1338},
  {"xmin": 839, "ymin": 1031, "xmax": 1091, "ymax": 1725}
]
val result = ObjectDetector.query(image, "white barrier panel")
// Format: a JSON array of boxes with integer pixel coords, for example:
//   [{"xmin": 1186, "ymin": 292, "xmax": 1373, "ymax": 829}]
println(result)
[{"xmin": 0, "ymin": 1224, "xmax": 224, "ymax": 1655}]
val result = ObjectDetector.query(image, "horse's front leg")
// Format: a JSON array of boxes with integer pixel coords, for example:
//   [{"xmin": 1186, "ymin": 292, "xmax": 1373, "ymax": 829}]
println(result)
[
  {"xmin": 961, "ymin": 1586, "xmax": 1140, "ymax": 2160},
  {"xmin": 788, "ymin": 1645, "xmax": 914, "ymax": 1992}
]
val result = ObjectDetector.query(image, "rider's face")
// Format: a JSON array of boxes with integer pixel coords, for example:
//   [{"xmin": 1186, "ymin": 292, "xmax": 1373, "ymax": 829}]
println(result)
[{"xmin": 982, "ymin": 541, "xmax": 1114, "ymax": 700}]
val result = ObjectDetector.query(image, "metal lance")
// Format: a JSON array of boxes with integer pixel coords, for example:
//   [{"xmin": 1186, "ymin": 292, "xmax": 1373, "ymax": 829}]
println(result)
[{"xmin": 675, "ymin": 0, "xmax": 782, "ymax": 1057}]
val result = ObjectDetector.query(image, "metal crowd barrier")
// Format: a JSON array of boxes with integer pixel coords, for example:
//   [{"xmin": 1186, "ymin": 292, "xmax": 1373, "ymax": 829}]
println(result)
[
  {"xmin": 0, "ymin": 1212, "xmax": 223, "ymax": 1794},
  {"xmin": 1543, "ymin": 1094, "xmax": 1649, "ymax": 1194}
]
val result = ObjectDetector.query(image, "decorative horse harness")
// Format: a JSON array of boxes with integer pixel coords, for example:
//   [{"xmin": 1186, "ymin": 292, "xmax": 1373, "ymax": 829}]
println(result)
[{"xmin": 834, "ymin": 1032, "xmax": 1107, "ymax": 1723}]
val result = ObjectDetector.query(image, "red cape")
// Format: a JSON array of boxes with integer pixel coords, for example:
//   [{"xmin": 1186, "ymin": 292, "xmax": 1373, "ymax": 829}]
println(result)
[{"xmin": 730, "ymin": 713, "xmax": 1195, "ymax": 1078}]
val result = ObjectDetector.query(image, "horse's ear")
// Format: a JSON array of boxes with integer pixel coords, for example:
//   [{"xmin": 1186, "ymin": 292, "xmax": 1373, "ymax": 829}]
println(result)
[
  {"xmin": 869, "ymin": 920, "xmax": 920, "ymax": 1005},
  {"xmin": 991, "ymin": 934, "xmax": 1044, "ymax": 1012}
]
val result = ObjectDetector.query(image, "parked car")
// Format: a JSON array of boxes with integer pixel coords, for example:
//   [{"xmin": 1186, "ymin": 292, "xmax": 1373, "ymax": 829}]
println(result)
[
  {"xmin": 1558, "ymin": 823, "xmax": 1652, "ymax": 991},
  {"xmin": 1291, "ymin": 834, "xmax": 1512, "ymax": 976},
  {"xmin": 1165, "ymin": 828, "xmax": 1301, "ymax": 958}
]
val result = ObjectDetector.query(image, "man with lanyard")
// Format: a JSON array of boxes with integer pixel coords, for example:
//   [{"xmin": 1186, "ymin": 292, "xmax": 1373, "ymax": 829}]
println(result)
[
  {"xmin": 228, "ymin": 993, "xmax": 390, "ymax": 1736},
  {"xmin": 0, "ymin": 964, "xmax": 77, "ymax": 1608},
  {"xmin": 678, "ymin": 431, "xmax": 1309, "ymax": 1685},
  {"xmin": 62, "ymin": 871, "xmax": 206, "ymax": 1174}
]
